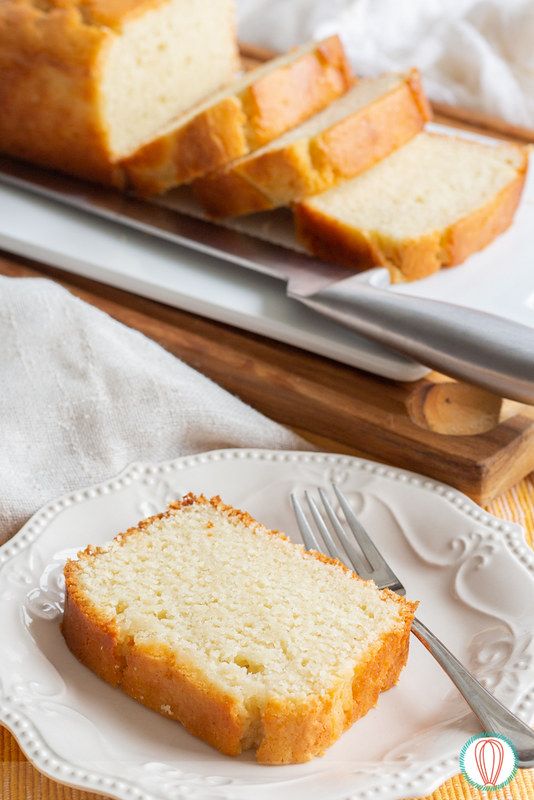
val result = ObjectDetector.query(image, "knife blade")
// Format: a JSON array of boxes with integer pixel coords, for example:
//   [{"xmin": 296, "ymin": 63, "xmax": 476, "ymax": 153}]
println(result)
[
  {"xmin": 0, "ymin": 156, "xmax": 350, "ymax": 295},
  {"xmin": 1, "ymin": 156, "xmax": 533, "ymax": 403}
]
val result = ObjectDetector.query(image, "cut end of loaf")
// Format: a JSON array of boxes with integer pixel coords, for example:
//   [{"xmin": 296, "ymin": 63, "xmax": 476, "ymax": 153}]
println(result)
[
  {"xmin": 101, "ymin": 0, "xmax": 239, "ymax": 159},
  {"xmin": 0, "ymin": 0, "xmax": 238, "ymax": 183},
  {"xmin": 62, "ymin": 492, "xmax": 416, "ymax": 763}
]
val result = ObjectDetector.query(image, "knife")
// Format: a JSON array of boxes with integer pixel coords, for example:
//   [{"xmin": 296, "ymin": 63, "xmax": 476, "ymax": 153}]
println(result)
[{"xmin": 1, "ymin": 157, "xmax": 533, "ymax": 404}]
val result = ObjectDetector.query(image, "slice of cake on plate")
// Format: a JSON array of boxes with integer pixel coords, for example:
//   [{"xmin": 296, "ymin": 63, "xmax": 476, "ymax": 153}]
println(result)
[{"xmin": 62, "ymin": 493, "xmax": 416, "ymax": 764}]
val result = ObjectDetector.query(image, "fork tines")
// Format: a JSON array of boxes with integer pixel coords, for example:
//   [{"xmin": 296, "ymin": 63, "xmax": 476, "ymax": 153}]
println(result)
[{"xmin": 291, "ymin": 485, "xmax": 405, "ymax": 594}]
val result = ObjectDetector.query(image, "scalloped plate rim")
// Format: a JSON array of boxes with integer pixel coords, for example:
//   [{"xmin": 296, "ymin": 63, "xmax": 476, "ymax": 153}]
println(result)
[{"xmin": 0, "ymin": 447, "xmax": 532, "ymax": 800}]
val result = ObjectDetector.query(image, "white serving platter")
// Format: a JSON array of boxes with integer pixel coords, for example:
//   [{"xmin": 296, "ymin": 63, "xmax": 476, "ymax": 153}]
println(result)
[
  {"xmin": 0, "ymin": 124, "xmax": 532, "ymax": 381},
  {"xmin": 0, "ymin": 449, "xmax": 533, "ymax": 800}
]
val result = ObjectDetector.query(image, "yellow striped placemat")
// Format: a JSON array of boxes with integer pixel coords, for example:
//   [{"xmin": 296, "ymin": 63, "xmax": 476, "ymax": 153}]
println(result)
[{"xmin": 2, "ymin": 476, "xmax": 533, "ymax": 800}]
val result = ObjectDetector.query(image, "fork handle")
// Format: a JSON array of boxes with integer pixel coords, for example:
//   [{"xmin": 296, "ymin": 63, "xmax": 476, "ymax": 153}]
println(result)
[{"xmin": 412, "ymin": 617, "xmax": 534, "ymax": 767}]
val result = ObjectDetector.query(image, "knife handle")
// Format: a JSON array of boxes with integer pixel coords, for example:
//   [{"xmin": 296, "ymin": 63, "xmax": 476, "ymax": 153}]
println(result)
[{"xmin": 292, "ymin": 280, "xmax": 534, "ymax": 404}]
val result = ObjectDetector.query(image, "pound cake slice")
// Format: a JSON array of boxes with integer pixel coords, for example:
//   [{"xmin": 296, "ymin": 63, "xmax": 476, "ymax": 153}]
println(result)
[
  {"xmin": 0, "ymin": 0, "xmax": 238, "ymax": 186},
  {"xmin": 295, "ymin": 132, "xmax": 528, "ymax": 282},
  {"xmin": 63, "ymin": 493, "xmax": 416, "ymax": 764},
  {"xmin": 193, "ymin": 69, "xmax": 431, "ymax": 218},
  {"xmin": 124, "ymin": 36, "xmax": 352, "ymax": 195}
]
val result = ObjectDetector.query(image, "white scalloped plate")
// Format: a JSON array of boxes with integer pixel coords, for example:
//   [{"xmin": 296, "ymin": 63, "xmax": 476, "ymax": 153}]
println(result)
[{"xmin": 1, "ymin": 449, "xmax": 533, "ymax": 800}]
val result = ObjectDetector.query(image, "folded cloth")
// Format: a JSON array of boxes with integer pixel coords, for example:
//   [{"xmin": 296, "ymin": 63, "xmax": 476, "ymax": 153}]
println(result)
[
  {"xmin": 238, "ymin": 0, "xmax": 534, "ymax": 129},
  {"xmin": 0, "ymin": 277, "xmax": 305, "ymax": 542}
]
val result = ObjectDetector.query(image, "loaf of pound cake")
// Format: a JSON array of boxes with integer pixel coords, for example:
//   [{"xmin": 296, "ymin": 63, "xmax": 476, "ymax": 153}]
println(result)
[
  {"xmin": 0, "ymin": 0, "xmax": 238, "ymax": 185},
  {"xmin": 62, "ymin": 492, "xmax": 417, "ymax": 764}
]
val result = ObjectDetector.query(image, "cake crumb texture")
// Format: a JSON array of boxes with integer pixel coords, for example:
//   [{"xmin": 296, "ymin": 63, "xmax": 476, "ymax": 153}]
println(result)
[
  {"xmin": 193, "ymin": 69, "xmax": 430, "ymax": 218},
  {"xmin": 123, "ymin": 35, "xmax": 352, "ymax": 195},
  {"xmin": 62, "ymin": 492, "xmax": 416, "ymax": 763},
  {"xmin": 0, "ymin": 0, "xmax": 238, "ymax": 184},
  {"xmin": 295, "ymin": 132, "xmax": 528, "ymax": 281}
]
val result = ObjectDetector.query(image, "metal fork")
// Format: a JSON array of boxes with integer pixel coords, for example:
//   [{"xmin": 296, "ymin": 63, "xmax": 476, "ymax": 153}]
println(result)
[{"xmin": 291, "ymin": 485, "xmax": 534, "ymax": 768}]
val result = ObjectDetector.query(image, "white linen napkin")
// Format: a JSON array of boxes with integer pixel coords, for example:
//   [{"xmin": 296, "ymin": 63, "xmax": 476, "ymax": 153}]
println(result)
[
  {"xmin": 238, "ymin": 0, "xmax": 534, "ymax": 129},
  {"xmin": 0, "ymin": 277, "xmax": 305, "ymax": 542}
]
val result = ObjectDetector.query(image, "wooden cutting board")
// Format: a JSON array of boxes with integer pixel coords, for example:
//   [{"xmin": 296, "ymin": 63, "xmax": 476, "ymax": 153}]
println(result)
[
  {"xmin": 1, "ymin": 46, "xmax": 533, "ymax": 505},
  {"xmin": 1, "ymin": 248, "xmax": 533, "ymax": 505}
]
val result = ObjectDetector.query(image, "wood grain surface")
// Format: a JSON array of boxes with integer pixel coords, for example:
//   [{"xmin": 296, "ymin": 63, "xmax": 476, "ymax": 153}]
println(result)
[
  {"xmin": 1, "ymin": 250, "xmax": 533, "ymax": 504},
  {"xmin": 1, "ymin": 44, "xmax": 533, "ymax": 800}
]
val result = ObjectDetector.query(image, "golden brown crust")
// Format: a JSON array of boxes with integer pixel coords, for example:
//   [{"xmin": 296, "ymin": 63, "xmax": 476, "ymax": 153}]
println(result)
[
  {"xmin": 79, "ymin": 0, "xmax": 170, "ymax": 29},
  {"xmin": 442, "ymin": 159, "xmax": 527, "ymax": 267},
  {"xmin": 62, "ymin": 492, "xmax": 417, "ymax": 764},
  {"xmin": 193, "ymin": 68, "xmax": 431, "ymax": 218},
  {"xmin": 295, "ymin": 200, "xmax": 390, "ymax": 274},
  {"xmin": 191, "ymin": 160, "xmax": 284, "ymax": 217},
  {"xmin": 0, "ymin": 0, "xmax": 237, "ymax": 186},
  {"xmin": 62, "ymin": 560, "xmax": 123, "ymax": 686},
  {"xmin": 123, "ymin": 36, "xmax": 353, "ymax": 195},
  {"xmin": 241, "ymin": 36, "xmax": 353, "ymax": 151},
  {"xmin": 258, "ymin": 598, "xmax": 414, "ymax": 763},
  {"xmin": 120, "ymin": 641, "xmax": 248, "ymax": 756},
  {"xmin": 295, "ymin": 140, "xmax": 529, "ymax": 283},
  {"xmin": 0, "ymin": 1, "xmax": 125, "ymax": 185},
  {"xmin": 123, "ymin": 98, "xmax": 249, "ymax": 195},
  {"xmin": 308, "ymin": 68, "xmax": 431, "ymax": 187},
  {"xmin": 0, "ymin": 0, "xmax": 179, "ymax": 185}
]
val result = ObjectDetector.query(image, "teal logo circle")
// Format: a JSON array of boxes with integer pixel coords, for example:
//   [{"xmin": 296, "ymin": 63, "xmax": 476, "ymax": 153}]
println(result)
[{"xmin": 459, "ymin": 732, "xmax": 518, "ymax": 790}]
